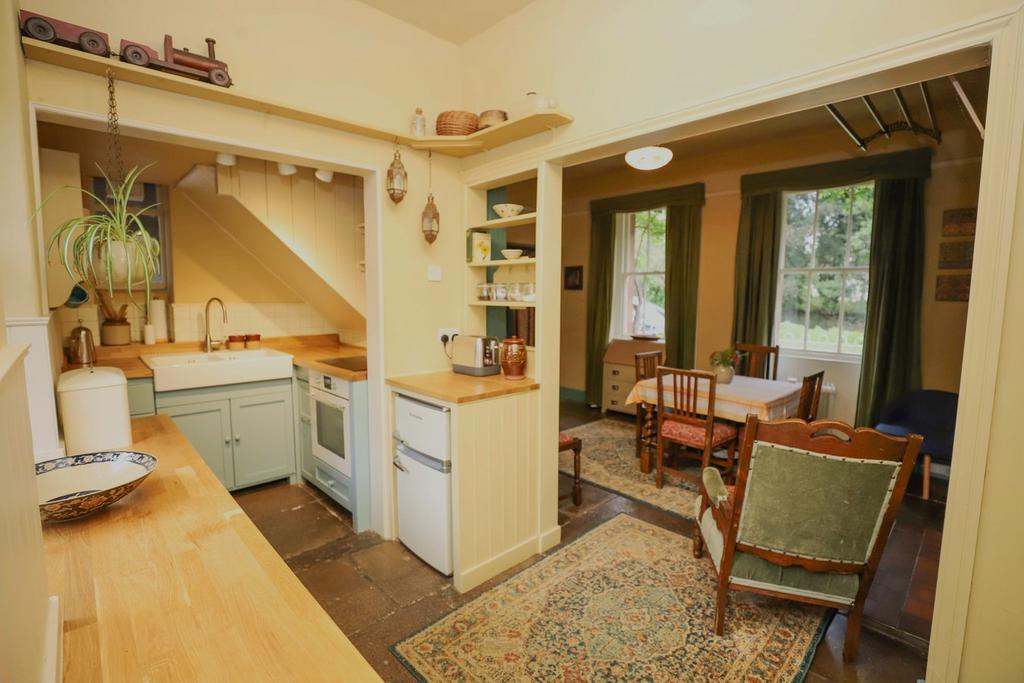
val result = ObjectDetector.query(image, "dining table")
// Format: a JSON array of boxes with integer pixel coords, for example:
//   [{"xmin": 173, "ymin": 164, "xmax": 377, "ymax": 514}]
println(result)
[{"xmin": 625, "ymin": 374, "xmax": 802, "ymax": 473}]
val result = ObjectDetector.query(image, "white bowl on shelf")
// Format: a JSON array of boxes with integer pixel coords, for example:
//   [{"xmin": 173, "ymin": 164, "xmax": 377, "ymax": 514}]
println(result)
[
  {"xmin": 501, "ymin": 249, "xmax": 524, "ymax": 260},
  {"xmin": 492, "ymin": 203, "xmax": 525, "ymax": 218}
]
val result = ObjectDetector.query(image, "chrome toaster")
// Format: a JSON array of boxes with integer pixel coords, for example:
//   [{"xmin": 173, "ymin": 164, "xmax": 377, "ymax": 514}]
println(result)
[{"xmin": 451, "ymin": 335, "xmax": 500, "ymax": 376}]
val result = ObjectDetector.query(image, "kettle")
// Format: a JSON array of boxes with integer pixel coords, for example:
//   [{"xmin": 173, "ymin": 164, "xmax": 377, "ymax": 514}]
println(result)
[{"xmin": 68, "ymin": 325, "xmax": 96, "ymax": 367}]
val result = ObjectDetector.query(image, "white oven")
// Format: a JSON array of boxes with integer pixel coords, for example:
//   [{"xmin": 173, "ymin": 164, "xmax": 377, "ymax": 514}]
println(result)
[{"xmin": 309, "ymin": 370, "xmax": 351, "ymax": 477}]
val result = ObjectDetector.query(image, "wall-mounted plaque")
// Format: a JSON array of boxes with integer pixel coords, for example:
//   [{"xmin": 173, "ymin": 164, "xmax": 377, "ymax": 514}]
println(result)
[
  {"xmin": 939, "ymin": 240, "xmax": 974, "ymax": 269},
  {"xmin": 942, "ymin": 208, "xmax": 977, "ymax": 237},
  {"xmin": 564, "ymin": 265, "xmax": 583, "ymax": 290},
  {"xmin": 936, "ymin": 273, "xmax": 971, "ymax": 302}
]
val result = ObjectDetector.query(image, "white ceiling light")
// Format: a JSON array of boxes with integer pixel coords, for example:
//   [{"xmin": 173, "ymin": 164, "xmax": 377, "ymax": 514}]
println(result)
[
  {"xmin": 314, "ymin": 169, "xmax": 334, "ymax": 183},
  {"xmin": 215, "ymin": 152, "xmax": 237, "ymax": 167},
  {"xmin": 624, "ymin": 146, "xmax": 673, "ymax": 171},
  {"xmin": 277, "ymin": 162, "xmax": 298, "ymax": 176}
]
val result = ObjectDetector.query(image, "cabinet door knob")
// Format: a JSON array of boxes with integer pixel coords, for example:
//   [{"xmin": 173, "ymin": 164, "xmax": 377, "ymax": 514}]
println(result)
[
  {"xmin": 234, "ymin": 434, "xmax": 241, "ymax": 442},
  {"xmin": 224, "ymin": 436, "xmax": 230, "ymax": 445}
]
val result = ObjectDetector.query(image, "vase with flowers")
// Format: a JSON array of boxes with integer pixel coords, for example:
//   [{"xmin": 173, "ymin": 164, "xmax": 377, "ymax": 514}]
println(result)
[{"xmin": 709, "ymin": 347, "xmax": 742, "ymax": 384}]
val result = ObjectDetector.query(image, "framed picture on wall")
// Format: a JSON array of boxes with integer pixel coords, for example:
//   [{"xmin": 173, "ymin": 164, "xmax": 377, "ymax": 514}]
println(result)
[
  {"xmin": 942, "ymin": 208, "xmax": 977, "ymax": 237},
  {"xmin": 564, "ymin": 265, "xmax": 583, "ymax": 290}
]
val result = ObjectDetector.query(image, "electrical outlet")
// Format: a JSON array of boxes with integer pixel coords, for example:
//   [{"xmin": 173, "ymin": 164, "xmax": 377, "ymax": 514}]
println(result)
[{"xmin": 438, "ymin": 328, "xmax": 459, "ymax": 345}]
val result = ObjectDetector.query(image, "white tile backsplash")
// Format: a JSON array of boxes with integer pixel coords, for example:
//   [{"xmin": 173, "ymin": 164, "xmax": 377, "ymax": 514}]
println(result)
[{"xmin": 169, "ymin": 302, "xmax": 336, "ymax": 342}]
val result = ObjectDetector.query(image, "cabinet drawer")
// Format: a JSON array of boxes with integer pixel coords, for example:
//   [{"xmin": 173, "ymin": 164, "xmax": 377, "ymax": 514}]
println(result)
[
  {"xmin": 603, "ymin": 363, "xmax": 635, "ymax": 384},
  {"xmin": 127, "ymin": 377, "xmax": 156, "ymax": 416},
  {"xmin": 293, "ymin": 365, "xmax": 310, "ymax": 383},
  {"xmin": 314, "ymin": 461, "xmax": 352, "ymax": 508}
]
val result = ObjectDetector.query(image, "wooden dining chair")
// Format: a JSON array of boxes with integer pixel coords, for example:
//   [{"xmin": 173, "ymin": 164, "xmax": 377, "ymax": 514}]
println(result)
[
  {"xmin": 655, "ymin": 367, "xmax": 738, "ymax": 488},
  {"xmin": 735, "ymin": 343, "xmax": 780, "ymax": 380},
  {"xmin": 796, "ymin": 371, "xmax": 826, "ymax": 421},
  {"xmin": 557, "ymin": 433, "xmax": 583, "ymax": 506},
  {"xmin": 693, "ymin": 416, "xmax": 921, "ymax": 662},
  {"xmin": 634, "ymin": 350, "xmax": 664, "ymax": 460}
]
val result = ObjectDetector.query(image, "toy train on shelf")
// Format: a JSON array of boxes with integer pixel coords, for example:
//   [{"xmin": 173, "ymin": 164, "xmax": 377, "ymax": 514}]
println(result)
[{"xmin": 18, "ymin": 10, "xmax": 232, "ymax": 88}]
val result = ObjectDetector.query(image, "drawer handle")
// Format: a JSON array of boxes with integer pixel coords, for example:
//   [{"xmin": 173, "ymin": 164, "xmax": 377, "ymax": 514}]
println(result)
[
  {"xmin": 611, "ymin": 384, "xmax": 619, "ymax": 391},
  {"xmin": 300, "ymin": 416, "xmax": 311, "ymax": 425},
  {"xmin": 611, "ymin": 400, "xmax": 619, "ymax": 405},
  {"xmin": 611, "ymin": 369, "xmax": 620, "ymax": 376}
]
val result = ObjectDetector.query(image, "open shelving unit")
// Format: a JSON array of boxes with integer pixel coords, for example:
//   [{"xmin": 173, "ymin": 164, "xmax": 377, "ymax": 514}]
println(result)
[
  {"xmin": 22, "ymin": 38, "xmax": 573, "ymax": 158},
  {"xmin": 467, "ymin": 257, "xmax": 536, "ymax": 267}
]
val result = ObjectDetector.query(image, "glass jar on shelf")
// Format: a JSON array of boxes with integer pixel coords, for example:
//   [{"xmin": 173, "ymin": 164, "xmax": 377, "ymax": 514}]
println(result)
[
  {"xmin": 492, "ymin": 283, "xmax": 508, "ymax": 301},
  {"xmin": 522, "ymin": 282, "xmax": 536, "ymax": 301},
  {"xmin": 477, "ymin": 283, "xmax": 491, "ymax": 301},
  {"xmin": 507, "ymin": 283, "xmax": 522, "ymax": 302}
]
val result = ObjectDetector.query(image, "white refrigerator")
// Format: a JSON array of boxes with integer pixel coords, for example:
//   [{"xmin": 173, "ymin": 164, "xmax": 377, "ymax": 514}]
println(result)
[{"xmin": 393, "ymin": 394, "xmax": 452, "ymax": 575}]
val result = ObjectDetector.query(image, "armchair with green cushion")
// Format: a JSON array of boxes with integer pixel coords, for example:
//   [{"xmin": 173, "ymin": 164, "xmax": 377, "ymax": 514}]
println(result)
[{"xmin": 692, "ymin": 416, "xmax": 921, "ymax": 662}]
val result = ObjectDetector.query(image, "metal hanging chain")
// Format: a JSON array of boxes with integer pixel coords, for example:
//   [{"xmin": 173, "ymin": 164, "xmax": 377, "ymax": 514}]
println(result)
[
  {"xmin": 427, "ymin": 150, "xmax": 433, "ymax": 192},
  {"xmin": 105, "ymin": 68, "xmax": 125, "ymax": 189}
]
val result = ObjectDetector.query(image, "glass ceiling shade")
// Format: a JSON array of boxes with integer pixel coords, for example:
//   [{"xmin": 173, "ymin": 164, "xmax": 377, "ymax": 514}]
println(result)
[{"xmin": 625, "ymin": 146, "xmax": 673, "ymax": 171}]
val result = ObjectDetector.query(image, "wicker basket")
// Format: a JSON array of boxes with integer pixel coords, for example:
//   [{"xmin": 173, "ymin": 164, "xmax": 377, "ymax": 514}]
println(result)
[{"xmin": 436, "ymin": 110, "xmax": 479, "ymax": 136}]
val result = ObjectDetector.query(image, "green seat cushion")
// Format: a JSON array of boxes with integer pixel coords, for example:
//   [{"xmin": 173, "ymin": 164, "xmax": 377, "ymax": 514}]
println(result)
[{"xmin": 729, "ymin": 551, "xmax": 859, "ymax": 606}]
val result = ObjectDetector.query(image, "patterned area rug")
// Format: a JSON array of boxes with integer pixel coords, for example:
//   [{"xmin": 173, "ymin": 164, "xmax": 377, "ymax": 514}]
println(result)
[
  {"xmin": 393, "ymin": 514, "xmax": 830, "ymax": 682},
  {"xmin": 559, "ymin": 418, "xmax": 700, "ymax": 519}
]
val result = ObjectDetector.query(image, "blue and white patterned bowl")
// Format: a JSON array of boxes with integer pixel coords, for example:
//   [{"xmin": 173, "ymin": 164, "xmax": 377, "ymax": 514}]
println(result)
[{"xmin": 36, "ymin": 450, "xmax": 157, "ymax": 523}]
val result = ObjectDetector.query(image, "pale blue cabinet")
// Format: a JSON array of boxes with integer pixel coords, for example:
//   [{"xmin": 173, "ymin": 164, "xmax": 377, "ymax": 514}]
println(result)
[
  {"xmin": 127, "ymin": 377, "xmax": 156, "ymax": 417},
  {"xmin": 231, "ymin": 392, "xmax": 295, "ymax": 488},
  {"xmin": 156, "ymin": 379, "xmax": 294, "ymax": 491},
  {"xmin": 159, "ymin": 399, "xmax": 234, "ymax": 487},
  {"xmin": 294, "ymin": 377, "xmax": 315, "ymax": 481}
]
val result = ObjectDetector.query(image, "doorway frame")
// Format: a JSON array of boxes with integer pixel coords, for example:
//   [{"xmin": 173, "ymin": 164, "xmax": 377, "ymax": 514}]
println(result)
[{"xmin": 461, "ymin": 8, "xmax": 1024, "ymax": 680}]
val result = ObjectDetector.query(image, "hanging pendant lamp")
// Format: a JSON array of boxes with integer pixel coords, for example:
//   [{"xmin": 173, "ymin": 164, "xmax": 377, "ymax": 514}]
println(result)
[
  {"xmin": 386, "ymin": 149, "xmax": 408, "ymax": 204},
  {"xmin": 421, "ymin": 151, "xmax": 439, "ymax": 243}
]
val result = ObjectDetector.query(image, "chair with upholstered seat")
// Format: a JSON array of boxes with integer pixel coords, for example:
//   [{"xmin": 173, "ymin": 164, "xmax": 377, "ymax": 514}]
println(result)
[
  {"xmin": 734, "ymin": 343, "xmax": 780, "ymax": 380},
  {"xmin": 558, "ymin": 432, "xmax": 582, "ymax": 506},
  {"xmin": 655, "ymin": 367, "xmax": 738, "ymax": 488},
  {"xmin": 874, "ymin": 390, "xmax": 957, "ymax": 500},
  {"xmin": 693, "ymin": 416, "xmax": 921, "ymax": 662}
]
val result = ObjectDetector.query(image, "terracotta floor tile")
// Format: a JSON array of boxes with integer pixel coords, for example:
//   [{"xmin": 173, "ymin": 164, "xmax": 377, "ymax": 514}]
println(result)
[{"xmin": 352, "ymin": 542, "xmax": 450, "ymax": 606}]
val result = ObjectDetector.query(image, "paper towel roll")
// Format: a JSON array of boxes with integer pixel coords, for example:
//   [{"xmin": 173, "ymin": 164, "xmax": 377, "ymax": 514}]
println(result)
[{"xmin": 150, "ymin": 298, "xmax": 169, "ymax": 342}]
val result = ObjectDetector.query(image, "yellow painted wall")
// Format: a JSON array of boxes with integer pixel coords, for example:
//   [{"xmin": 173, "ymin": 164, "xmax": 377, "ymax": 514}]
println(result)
[
  {"xmin": 557, "ymin": 125, "xmax": 981, "ymax": 401},
  {"xmin": 170, "ymin": 189, "xmax": 301, "ymax": 304},
  {"xmin": 0, "ymin": 0, "xmax": 42, "ymax": 318}
]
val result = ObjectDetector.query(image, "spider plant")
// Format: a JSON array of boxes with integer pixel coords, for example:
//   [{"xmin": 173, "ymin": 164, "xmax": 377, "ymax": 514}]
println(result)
[{"xmin": 44, "ymin": 164, "xmax": 161, "ymax": 322}]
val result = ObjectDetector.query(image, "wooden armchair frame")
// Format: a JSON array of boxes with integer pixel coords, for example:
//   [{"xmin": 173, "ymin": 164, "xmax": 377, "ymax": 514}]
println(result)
[
  {"xmin": 655, "ymin": 367, "xmax": 738, "ymax": 487},
  {"xmin": 796, "ymin": 371, "xmax": 826, "ymax": 421},
  {"xmin": 634, "ymin": 350, "xmax": 664, "ymax": 460},
  {"xmin": 693, "ymin": 416, "xmax": 921, "ymax": 662},
  {"xmin": 735, "ymin": 343, "xmax": 780, "ymax": 380}
]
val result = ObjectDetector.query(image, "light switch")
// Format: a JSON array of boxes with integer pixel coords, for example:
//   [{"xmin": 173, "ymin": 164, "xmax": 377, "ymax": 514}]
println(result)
[{"xmin": 427, "ymin": 265, "xmax": 442, "ymax": 281}]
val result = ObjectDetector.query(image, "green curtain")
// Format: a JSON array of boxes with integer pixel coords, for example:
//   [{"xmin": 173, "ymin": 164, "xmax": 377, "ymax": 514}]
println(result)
[
  {"xmin": 584, "ymin": 211, "xmax": 616, "ymax": 406},
  {"xmin": 731, "ymin": 192, "xmax": 782, "ymax": 346},
  {"xmin": 855, "ymin": 177, "xmax": 925, "ymax": 426},
  {"xmin": 665, "ymin": 204, "xmax": 701, "ymax": 368},
  {"xmin": 585, "ymin": 183, "xmax": 704, "ymax": 405}
]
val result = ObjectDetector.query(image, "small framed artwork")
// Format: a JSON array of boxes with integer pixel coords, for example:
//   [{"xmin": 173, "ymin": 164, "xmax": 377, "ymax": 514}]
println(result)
[
  {"xmin": 936, "ymin": 273, "xmax": 971, "ymax": 302},
  {"xmin": 564, "ymin": 265, "xmax": 583, "ymax": 290},
  {"xmin": 939, "ymin": 240, "xmax": 974, "ymax": 269},
  {"xmin": 942, "ymin": 208, "xmax": 977, "ymax": 237}
]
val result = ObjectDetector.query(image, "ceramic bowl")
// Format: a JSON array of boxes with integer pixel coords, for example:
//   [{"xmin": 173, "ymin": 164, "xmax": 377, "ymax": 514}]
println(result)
[
  {"xmin": 492, "ymin": 203, "xmax": 525, "ymax": 218},
  {"xmin": 501, "ymin": 248, "xmax": 524, "ymax": 260},
  {"xmin": 36, "ymin": 450, "xmax": 157, "ymax": 523}
]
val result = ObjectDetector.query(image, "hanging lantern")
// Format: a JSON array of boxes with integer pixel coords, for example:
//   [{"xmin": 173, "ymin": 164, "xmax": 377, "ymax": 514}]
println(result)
[
  {"xmin": 386, "ymin": 150, "xmax": 407, "ymax": 204},
  {"xmin": 421, "ymin": 193, "xmax": 439, "ymax": 243}
]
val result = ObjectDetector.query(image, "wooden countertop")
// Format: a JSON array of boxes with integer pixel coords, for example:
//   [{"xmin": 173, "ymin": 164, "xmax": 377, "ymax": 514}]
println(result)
[
  {"xmin": 386, "ymin": 370, "xmax": 539, "ymax": 404},
  {"xmin": 74, "ymin": 335, "xmax": 368, "ymax": 382},
  {"xmin": 42, "ymin": 416, "xmax": 381, "ymax": 682}
]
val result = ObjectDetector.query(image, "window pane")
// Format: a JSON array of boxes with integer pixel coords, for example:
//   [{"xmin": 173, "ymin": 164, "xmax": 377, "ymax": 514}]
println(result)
[
  {"xmin": 808, "ymin": 272, "xmax": 841, "ymax": 352},
  {"xmin": 784, "ymin": 192, "xmax": 815, "ymax": 268},
  {"xmin": 779, "ymin": 273, "xmax": 808, "ymax": 350},
  {"xmin": 849, "ymin": 183, "xmax": 874, "ymax": 267},
  {"xmin": 814, "ymin": 186, "xmax": 851, "ymax": 267},
  {"xmin": 630, "ymin": 208, "xmax": 666, "ymax": 273},
  {"xmin": 841, "ymin": 272, "xmax": 869, "ymax": 355},
  {"xmin": 626, "ymin": 273, "xmax": 665, "ymax": 337}
]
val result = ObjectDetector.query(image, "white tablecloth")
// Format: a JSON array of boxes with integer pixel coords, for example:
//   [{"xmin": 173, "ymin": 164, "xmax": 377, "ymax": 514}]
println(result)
[{"xmin": 625, "ymin": 374, "xmax": 801, "ymax": 422}]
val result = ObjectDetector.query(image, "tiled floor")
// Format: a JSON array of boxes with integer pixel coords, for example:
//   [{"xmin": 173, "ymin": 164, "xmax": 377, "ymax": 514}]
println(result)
[{"xmin": 235, "ymin": 461, "xmax": 930, "ymax": 681}]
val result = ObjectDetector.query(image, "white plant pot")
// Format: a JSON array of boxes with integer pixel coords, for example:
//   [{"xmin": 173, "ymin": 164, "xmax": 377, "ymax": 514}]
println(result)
[
  {"xmin": 713, "ymin": 365, "xmax": 735, "ymax": 384},
  {"xmin": 92, "ymin": 241, "xmax": 146, "ymax": 288}
]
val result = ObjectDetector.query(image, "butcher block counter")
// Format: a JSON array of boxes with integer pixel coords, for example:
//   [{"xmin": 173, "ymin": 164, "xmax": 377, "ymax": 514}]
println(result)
[
  {"xmin": 42, "ymin": 416, "xmax": 381, "ymax": 682},
  {"xmin": 386, "ymin": 370, "xmax": 538, "ymax": 404}
]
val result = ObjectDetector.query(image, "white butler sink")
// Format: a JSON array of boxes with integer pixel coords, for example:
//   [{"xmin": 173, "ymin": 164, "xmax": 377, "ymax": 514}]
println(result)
[{"xmin": 142, "ymin": 349, "xmax": 294, "ymax": 392}]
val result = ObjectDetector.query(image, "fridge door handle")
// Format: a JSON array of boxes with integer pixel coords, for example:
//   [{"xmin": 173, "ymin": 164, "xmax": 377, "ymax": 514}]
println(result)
[
  {"xmin": 392, "ymin": 430, "xmax": 407, "ymax": 447},
  {"xmin": 392, "ymin": 456, "xmax": 407, "ymax": 473}
]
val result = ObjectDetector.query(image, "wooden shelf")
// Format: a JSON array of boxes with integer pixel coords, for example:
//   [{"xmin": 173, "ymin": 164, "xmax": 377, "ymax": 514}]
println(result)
[
  {"xmin": 467, "ymin": 212, "xmax": 538, "ymax": 231},
  {"xmin": 467, "ymin": 257, "xmax": 536, "ymax": 267},
  {"xmin": 22, "ymin": 38, "xmax": 572, "ymax": 158},
  {"xmin": 469, "ymin": 301, "xmax": 536, "ymax": 308}
]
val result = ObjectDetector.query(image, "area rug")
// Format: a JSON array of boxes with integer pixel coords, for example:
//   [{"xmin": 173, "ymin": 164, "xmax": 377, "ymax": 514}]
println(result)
[
  {"xmin": 558, "ymin": 418, "xmax": 700, "ymax": 519},
  {"xmin": 392, "ymin": 514, "xmax": 831, "ymax": 682}
]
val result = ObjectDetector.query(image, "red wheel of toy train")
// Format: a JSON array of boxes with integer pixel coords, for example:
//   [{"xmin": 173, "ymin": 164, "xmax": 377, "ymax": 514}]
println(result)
[
  {"xmin": 78, "ymin": 31, "xmax": 108, "ymax": 56},
  {"xmin": 23, "ymin": 17, "xmax": 56, "ymax": 42},
  {"xmin": 208, "ymin": 67, "xmax": 230, "ymax": 87},
  {"xmin": 122, "ymin": 44, "xmax": 150, "ymax": 66}
]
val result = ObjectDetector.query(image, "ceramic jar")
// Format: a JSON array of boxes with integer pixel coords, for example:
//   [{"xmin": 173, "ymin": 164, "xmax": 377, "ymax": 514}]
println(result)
[
  {"xmin": 713, "ymin": 364, "xmax": 735, "ymax": 384},
  {"xmin": 501, "ymin": 336, "xmax": 528, "ymax": 381}
]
